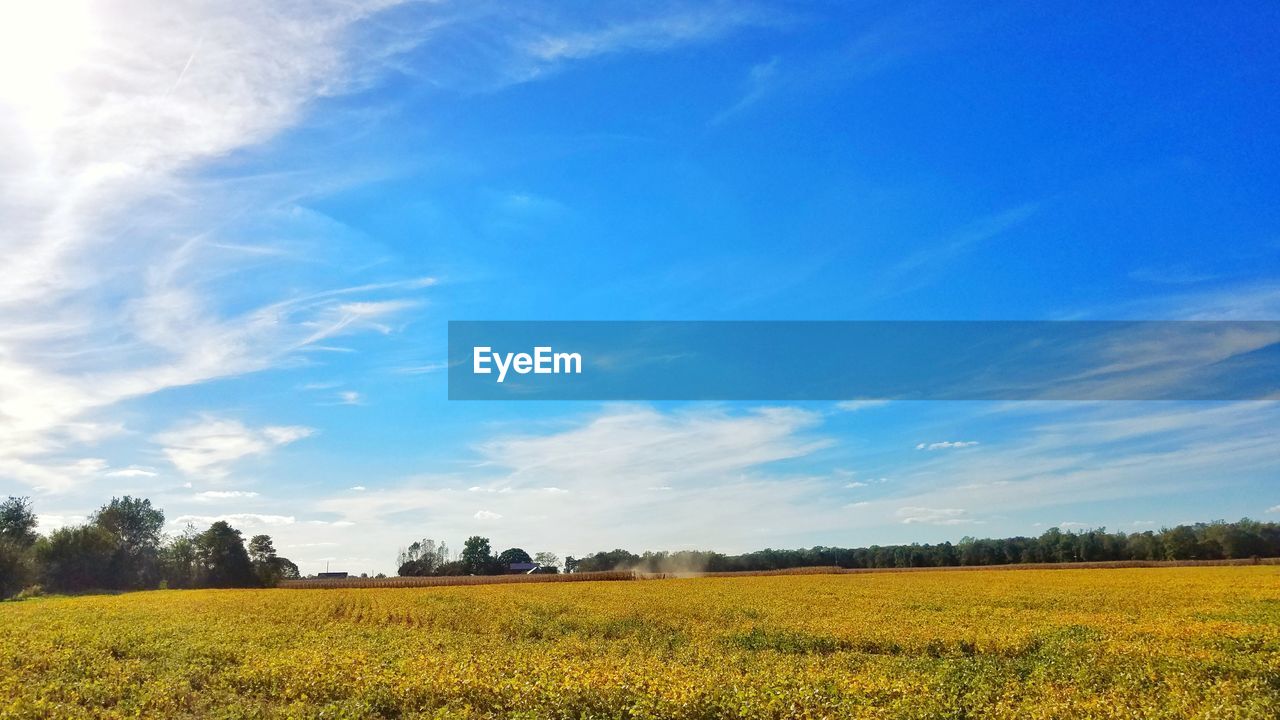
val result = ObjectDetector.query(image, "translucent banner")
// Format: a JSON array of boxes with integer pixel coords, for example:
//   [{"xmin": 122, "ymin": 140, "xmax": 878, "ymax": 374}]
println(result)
[{"xmin": 447, "ymin": 321, "xmax": 1280, "ymax": 401}]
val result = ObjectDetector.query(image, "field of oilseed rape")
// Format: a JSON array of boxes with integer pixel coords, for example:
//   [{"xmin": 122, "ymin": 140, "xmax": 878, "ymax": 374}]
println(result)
[{"xmin": 1, "ymin": 568, "xmax": 1278, "ymax": 719}]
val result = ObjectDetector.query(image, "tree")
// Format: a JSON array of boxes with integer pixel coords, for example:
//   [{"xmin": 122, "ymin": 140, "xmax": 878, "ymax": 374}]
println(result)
[
  {"xmin": 435, "ymin": 560, "xmax": 466, "ymax": 576},
  {"xmin": 1125, "ymin": 531, "xmax": 1162, "ymax": 561},
  {"xmin": 159, "ymin": 524, "xmax": 201, "ymax": 589},
  {"xmin": 248, "ymin": 534, "xmax": 276, "ymax": 564},
  {"xmin": 533, "ymin": 551, "xmax": 559, "ymax": 570},
  {"xmin": 0, "ymin": 496, "xmax": 38, "ymax": 547},
  {"xmin": 35, "ymin": 525, "xmax": 117, "ymax": 592},
  {"xmin": 93, "ymin": 496, "xmax": 164, "ymax": 589},
  {"xmin": 575, "ymin": 549, "xmax": 641, "ymax": 572},
  {"xmin": 0, "ymin": 539, "xmax": 35, "ymax": 599},
  {"xmin": 0, "ymin": 497, "xmax": 39, "ymax": 598},
  {"xmin": 1162, "ymin": 525, "xmax": 1201, "ymax": 560},
  {"xmin": 195, "ymin": 522, "xmax": 255, "ymax": 588},
  {"xmin": 497, "ymin": 547, "xmax": 532, "ymax": 565},
  {"xmin": 276, "ymin": 558, "xmax": 300, "ymax": 580},
  {"xmin": 248, "ymin": 534, "xmax": 279, "ymax": 585},
  {"xmin": 460, "ymin": 535, "xmax": 492, "ymax": 575},
  {"xmin": 397, "ymin": 538, "xmax": 449, "ymax": 576},
  {"xmin": 246, "ymin": 534, "xmax": 298, "ymax": 587}
]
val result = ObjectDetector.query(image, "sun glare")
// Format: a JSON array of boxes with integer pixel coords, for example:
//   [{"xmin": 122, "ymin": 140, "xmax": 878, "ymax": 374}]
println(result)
[{"xmin": 0, "ymin": 1, "xmax": 95, "ymax": 130}]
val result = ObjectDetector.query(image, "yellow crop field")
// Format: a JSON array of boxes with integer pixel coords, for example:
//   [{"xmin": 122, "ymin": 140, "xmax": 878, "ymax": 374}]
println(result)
[{"xmin": 2, "ymin": 567, "xmax": 1278, "ymax": 719}]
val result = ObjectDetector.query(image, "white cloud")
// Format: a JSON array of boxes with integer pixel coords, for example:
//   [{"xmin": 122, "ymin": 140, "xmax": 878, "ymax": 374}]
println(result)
[
  {"xmin": 844, "ymin": 482, "xmax": 868, "ymax": 488},
  {"xmin": 0, "ymin": 1, "xmax": 429, "ymax": 493},
  {"xmin": 337, "ymin": 391, "xmax": 363, "ymax": 405},
  {"xmin": 36, "ymin": 513, "xmax": 87, "ymax": 532},
  {"xmin": 835, "ymin": 400, "xmax": 889, "ymax": 412},
  {"xmin": 173, "ymin": 513, "xmax": 296, "ymax": 527},
  {"xmin": 479, "ymin": 405, "xmax": 828, "ymax": 485},
  {"xmin": 896, "ymin": 506, "xmax": 978, "ymax": 525},
  {"xmin": 0, "ymin": 3, "xmax": 785, "ymax": 503},
  {"xmin": 3, "ymin": 456, "xmax": 109, "ymax": 494},
  {"xmin": 32, "ymin": 401, "xmax": 1276, "ymax": 577},
  {"xmin": 890, "ymin": 403, "xmax": 1280, "ymax": 524},
  {"xmin": 308, "ymin": 405, "xmax": 844, "ymax": 571},
  {"xmin": 292, "ymin": 401, "xmax": 1280, "ymax": 575},
  {"xmin": 350, "ymin": 485, "xmax": 367, "ymax": 491},
  {"xmin": 1268, "ymin": 505, "xmax": 1280, "ymax": 514},
  {"xmin": 194, "ymin": 490, "xmax": 260, "ymax": 501},
  {"xmin": 103, "ymin": 466, "xmax": 158, "ymax": 478},
  {"xmin": 262, "ymin": 426, "xmax": 314, "ymax": 446},
  {"xmin": 155, "ymin": 418, "xmax": 313, "ymax": 479},
  {"xmin": 917, "ymin": 441, "xmax": 979, "ymax": 451}
]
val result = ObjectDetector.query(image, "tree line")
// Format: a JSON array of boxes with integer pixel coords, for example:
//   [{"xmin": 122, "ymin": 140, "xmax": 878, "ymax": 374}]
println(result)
[
  {"xmin": 7, "ymin": 495, "xmax": 1277, "ymax": 599},
  {"xmin": 397, "ymin": 535, "xmax": 560, "ymax": 576},
  {"xmin": 0, "ymin": 496, "xmax": 299, "ymax": 599},
  {"xmin": 570, "ymin": 519, "xmax": 1280, "ymax": 573}
]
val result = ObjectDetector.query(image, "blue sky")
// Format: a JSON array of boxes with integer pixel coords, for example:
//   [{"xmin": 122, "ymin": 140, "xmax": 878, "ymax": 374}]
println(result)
[{"xmin": 0, "ymin": 1, "xmax": 1277, "ymax": 574}]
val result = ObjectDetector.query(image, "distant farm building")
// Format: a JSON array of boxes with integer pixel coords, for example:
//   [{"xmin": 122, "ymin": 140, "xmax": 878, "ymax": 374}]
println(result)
[
  {"xmin": 316, "ymin": 571, "xmax": 349, "ymax": 579},
  {"xmin": 505, "ymin": 562, "xmax": 539, "ymax": 574}
]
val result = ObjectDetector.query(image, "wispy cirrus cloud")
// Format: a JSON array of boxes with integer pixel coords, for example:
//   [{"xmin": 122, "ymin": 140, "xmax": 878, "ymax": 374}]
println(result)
[
  {"xmin": 403, "ymin": 1, "xmax": 785, "ymax": 90},
  {"xmin": 870, "ymin": 203, "xmax": 1040, "ymax": 299},
  {"xmin": 1128, "ymin": 265, "xmax": 1222, "ymax": 285},
  {"xmin": 0, "ymin": 1, "xmax": 431, "ymax": 494},
  {"xmin": 1075, "ymin": 281, "xmax": 1280, "ymax": 321},
  {"xmin": 0, "ymin": 0, "xmax": 783, "ymax": 498},
  {"xmin": 154, "ymin": 418, "xmax": 313, "ymax": 480},
  {"xmin": 708, "ymin": 56, "xmax": 780, "ymax": 126},
  {"xmin": 916, "ymin": 441, "xmax": 979, "ymax": 451},
  {"xmin": 896, "ymin": 506, "xmax": 978, "ymax": 526},
  {"xmin": 881, "ymin": 402, "xmax": 1280, "ymax": 523},
  {"xmin": 835, "ymin": 400, "xmax": 890, "ymax": 412}
]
